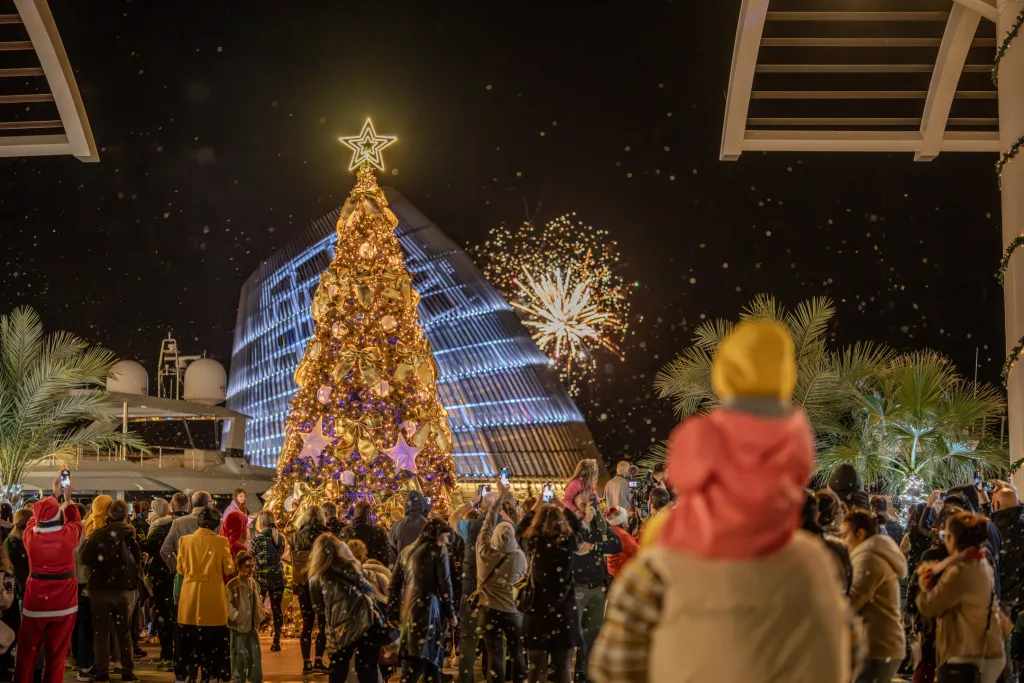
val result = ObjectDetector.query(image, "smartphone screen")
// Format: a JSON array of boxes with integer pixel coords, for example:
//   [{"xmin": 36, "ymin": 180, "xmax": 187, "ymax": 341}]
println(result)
[
  {"xmin": 499, "ymin": 467, "xmax": 511, "ymax": 487},
  {"xmin": 59, "ymin": 469, "xmax": 71, "ymax": 489},
  {"xmin": 479, "ymin": 485, "xmax": 492, "ymax": 497},
  {"xmin": 542, "ymin": 489, "xmax": 554, "ymax": 503},
  {"xmin": 628, "ymin": 479, "xmax": 639, "ymax": 489},
  {"xmin": 939, "ymin": 491, "xmax": 947, "ymax": 500},
  {"xmin": 974, "ymin": 471, "xmax": 982, "ymax": 486}
]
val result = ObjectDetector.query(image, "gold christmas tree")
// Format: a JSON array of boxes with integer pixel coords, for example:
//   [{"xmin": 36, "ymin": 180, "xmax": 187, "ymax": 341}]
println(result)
[{"xmin": 265, "ymin": 119, "xmax": 456, "ymax": 517}]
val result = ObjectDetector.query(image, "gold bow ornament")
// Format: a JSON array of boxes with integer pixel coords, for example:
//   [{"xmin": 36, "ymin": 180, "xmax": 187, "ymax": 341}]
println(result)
[
  {"xmin": 393, "ymin": 342, "xmax": 438, "ymax": 387},
  {"xmin": 332, "ymin": 344, "xmax": 382, "ymax": 387},
  {"xmin": 408, "ymin": 406, "xmax": 453, "ymax": 452},
  {"xmin": 335, "ymin": 413, "xmax": 382, "ymax": 460}
]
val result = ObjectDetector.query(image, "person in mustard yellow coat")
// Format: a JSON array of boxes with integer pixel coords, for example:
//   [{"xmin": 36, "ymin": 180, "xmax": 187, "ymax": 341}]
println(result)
[{"xmin": 177, "ymin": 507, "xmax": 234, "ymax": 682}]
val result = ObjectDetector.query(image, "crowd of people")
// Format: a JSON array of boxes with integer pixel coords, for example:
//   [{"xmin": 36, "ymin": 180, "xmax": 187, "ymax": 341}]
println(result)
[{"xmin": 1, "ymin": 319, "xmax": 1023, "ymax": 683}]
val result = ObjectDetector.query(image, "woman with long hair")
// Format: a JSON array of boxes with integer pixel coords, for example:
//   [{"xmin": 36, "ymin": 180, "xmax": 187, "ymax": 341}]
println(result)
[
  {"xmin": 562, "ymin": 459, "xmax": 598, "ymax": 513},
  {"xmin": 516, "ymin": 495, "xmax": 584, "ymax": 683},
  {"xmin": 476, "ymin": 482, "xmax": 528, "ymax": 683},
  {"xmin": 346, "ymin": 539, "xmax": 391, "ymax": 603},
  {"xmin": 223, "ymin": 488, "xmax": 249, "ymax": 520},
  {"xmin": 309, "ymin": 534, "xmax": 380, "ymax": 683},
  {"xmin": 916, "ymin": 511, "xmax": 1008, "ymax": 683},
  {"xmin": 250, "ymin": 509, "xmax": 286, "ymax": 652},
  {"xmin": 388, "ymin": 518, "xmax": 456, "ymax": 683},
  {"xmin": 293, "ymin": 506, "xmax": 330, "ymax": 674}
]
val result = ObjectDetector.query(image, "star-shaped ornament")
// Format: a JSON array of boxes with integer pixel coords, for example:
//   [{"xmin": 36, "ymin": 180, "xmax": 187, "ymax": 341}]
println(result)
[
  {"xmin": 386, "ymin": 433, "xmax": 423, "ymax": 474},
  {"xmin": 298, "ymin": 417, "xmax": 332, "ymax": 466},
  {"xmin": 339, "ymin": 118, "xmax": 397, "ymax": 171}
]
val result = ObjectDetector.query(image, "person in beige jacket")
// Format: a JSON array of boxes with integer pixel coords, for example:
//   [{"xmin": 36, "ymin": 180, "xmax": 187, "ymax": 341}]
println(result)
[
  {"xmin": 841, "ymin": 508, "xmax": 908, "ymax": 683},
  {"xmin": 916, "ymin": 510, "xmax": 1007, "ymax": 683}
]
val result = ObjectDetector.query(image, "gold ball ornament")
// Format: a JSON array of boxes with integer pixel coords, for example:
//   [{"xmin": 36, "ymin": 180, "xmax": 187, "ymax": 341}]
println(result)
[
  {"xmin": 381, "ymin": 315, "xmax": 399, "ymax": 332},
  {"xmin": 332, "ymin": 322, "xmax": 347, "ymax": 339},
  {"xmin": 316, "ymin": 385, "xmax": 332, "ymax": 404},
  {"xmin": 358, "ymin": 242, "xmax": 377, "ymax": 259}
]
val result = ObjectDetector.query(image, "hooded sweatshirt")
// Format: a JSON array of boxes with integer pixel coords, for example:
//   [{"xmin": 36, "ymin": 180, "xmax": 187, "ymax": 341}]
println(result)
[
  {"xmin": 388, "ymin": 491, "xmax": 429, "ymax": 559},
  {"xmin": 848, "ymin": 533, "xmax": 909, "ymax": 660},
  {"xmin": 22, "ymin": 497, "xmax": 83, "ymax": 618},
  {"xmin": 474, "ymin": 502, "xmax": 527, "ymax": 613},
  {"xmin": 660, "ymin": 408, "xmax": 814, "ymax": 559}
]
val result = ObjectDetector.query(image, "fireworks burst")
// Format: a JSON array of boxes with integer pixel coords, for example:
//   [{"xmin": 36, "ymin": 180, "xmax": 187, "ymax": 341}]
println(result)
[{"xmin": 471, "ymin": 213, "xmax": 632, "ymax": 394}]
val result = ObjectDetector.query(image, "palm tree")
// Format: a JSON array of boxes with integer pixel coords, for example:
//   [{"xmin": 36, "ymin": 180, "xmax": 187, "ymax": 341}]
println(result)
[
  {"xmin": 0, "ymin": 306, "xmax": 144, "ymax": 502},
  {"xmin": 652, "ymin": 294, "xmax": 893, "ymax": 451},
  {"xmin": 817, "ymin": 351, "xmax": 1007, "ymax": 496}
]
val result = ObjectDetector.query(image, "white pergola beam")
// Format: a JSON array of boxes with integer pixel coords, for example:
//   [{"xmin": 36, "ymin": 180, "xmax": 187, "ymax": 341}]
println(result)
[
  {"xmin": 12, "ymin": 0, "xmax": 97, "ymax": 162},
  {"xmin": 720, "ymin": 0, "xmax": 770, "ymax": 161},
  {"xmin": 917, "ymin": 4, "xmax": 983, "ymax": 161},
  {"xmin": 742, "ymin": 129, "xmax": 1000, "ymax": 153},
  {"xmin": 953, "ymin": 0, "xmax": 999, "ymax": 22}
]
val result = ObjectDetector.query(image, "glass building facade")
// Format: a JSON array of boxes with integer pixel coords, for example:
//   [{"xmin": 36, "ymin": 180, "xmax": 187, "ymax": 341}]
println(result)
[{"xmin": 227, "ymin": 188, "xmax": 599, "ymax": 479}]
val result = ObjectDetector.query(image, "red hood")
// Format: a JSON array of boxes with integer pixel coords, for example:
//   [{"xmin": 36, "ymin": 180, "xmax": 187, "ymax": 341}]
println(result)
[
  {"xmin": 661, "ymin": 408, "xmax": 813, "ymax": 559},
  {"xmin": 220, "ymin": 511, "xmax": 248, "ymax": 544}
]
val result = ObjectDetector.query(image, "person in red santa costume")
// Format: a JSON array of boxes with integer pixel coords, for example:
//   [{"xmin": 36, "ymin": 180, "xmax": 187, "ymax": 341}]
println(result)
[{"xmin": 14, "ymin": 476, "xmax": 82, "ymax": 683}]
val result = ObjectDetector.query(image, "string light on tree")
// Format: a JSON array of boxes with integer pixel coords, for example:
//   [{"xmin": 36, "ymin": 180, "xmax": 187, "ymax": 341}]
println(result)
[{"xmin": 265, "ymin": 119, "xmax": 456, "ymax": 519}]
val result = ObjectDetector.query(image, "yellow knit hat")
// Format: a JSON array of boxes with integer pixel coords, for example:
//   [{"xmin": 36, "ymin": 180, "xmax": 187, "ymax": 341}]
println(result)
[{"xmin": 711, "ymin": 321, "xmax": 796, "ymax": 400}]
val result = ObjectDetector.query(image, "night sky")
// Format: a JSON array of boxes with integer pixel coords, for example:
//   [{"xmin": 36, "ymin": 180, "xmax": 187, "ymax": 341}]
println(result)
[{"xmin": 0, "ymin": 1, "xmax": 1007, "ymax": 462}]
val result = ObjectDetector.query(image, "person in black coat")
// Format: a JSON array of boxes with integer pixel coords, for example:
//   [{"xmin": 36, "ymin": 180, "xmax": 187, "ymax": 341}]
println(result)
[
  {"xmin": 81, "ymin": 499, "xmax": 142, "ymax": 682},
  {"xmin": 516, "ymin": 496, "xmax": 584, "ymax": 683},
  {"xmin": 991, "ymin": 488, "xmax": 1024, "ymax": 619},
  {"xmin": 340, "ymin": 501, "xmax": 393, "ymax": 566},
  {"xmin": 387, "ymin": 518, "xmax": 456, "ymax": 683},
  {"xmin": 292, "ymin": 506, "xmax": 331, "ymax": 674}
]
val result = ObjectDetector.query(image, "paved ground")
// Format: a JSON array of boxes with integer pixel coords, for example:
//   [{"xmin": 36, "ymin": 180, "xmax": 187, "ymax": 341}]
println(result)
[{"xmin": 62, "ymin": 636, "xmax": 459, "ymax": 683}]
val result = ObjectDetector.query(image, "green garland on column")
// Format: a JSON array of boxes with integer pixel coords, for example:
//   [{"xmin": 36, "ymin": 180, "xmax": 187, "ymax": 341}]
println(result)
[
  {"xmin": 1003, "ymin": 334, "xmax": 1024, "ymax": 385},
  {"xmin": 993, "ymin": 8, "xmax": 1024, "ymax": 86},
  {"xmin": 998, "ymin": 135, "xmax": 1024, "ymax": 189},
  {"xmin": 999, "ymin": 236, "xmax": 1024, "ymax": 285}
]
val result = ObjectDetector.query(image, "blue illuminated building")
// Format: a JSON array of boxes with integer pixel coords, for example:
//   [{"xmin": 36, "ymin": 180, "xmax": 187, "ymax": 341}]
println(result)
[{"xmin": 227, "ymin": 188, "xmax": 599, "ymax": 479}]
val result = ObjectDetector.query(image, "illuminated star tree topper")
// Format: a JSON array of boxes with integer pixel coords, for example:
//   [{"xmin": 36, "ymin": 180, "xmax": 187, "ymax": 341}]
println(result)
[{"xmin": 339, "ymin": 118, "xmax": 397, "ymax": 171}]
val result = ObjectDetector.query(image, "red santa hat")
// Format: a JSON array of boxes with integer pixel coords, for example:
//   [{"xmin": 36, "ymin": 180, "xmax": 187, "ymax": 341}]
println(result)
[
  {"xmin": 31, "ymin": 497, "xmax": 63, "ymax": 532},
  {"xmin": 604, "ymin": 506, "xmax": 628, "ymax": 528}
]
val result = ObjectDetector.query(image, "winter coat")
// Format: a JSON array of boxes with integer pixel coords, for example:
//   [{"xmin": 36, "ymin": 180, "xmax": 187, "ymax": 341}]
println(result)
[
  {"xmin": 517, "ymin": 507, "xmax": 585, "ymax": 648},
  {"xmin": 339, "ymin": 517, "xmax": 392, "ymax": 566},
  {"xmin": 572, "ymin": 513, "xmax": 623, "ymax": 587},
  {"xmin": 387, "ymin": 537, "xmax": 455, "ymax": 666},
  {"xmin": 606, "ymin": 526, "xmax": 639, "ymax": 578},
  {"xmin": 177, "ymin": 527, "xmax": 234, "ymax": 626},
  {"xmin": 590, "ymin": 530, "xmax": 850, "ymax": 683},
  {"xmin": 916, "ymin": 551, "xmax": 1006, "ymax": 666},
  {"xmin": 226, "ymin": 574, "xmax": 265, "ymax": 634},
  {"xmin": 362, "ymin": 559, "xmax": 391, "ymax": 604},
  {"xmin": 474, "ymin": 502, "xmax": 527, "ymax": 614},
  {"xmin": 22, "ymin": 497, "xmax": 83, "ymax": 618},
  {"xmin": 603, "ymin": 476, "xmax": 633, "ymax": 511},
  {"xmin": 848, "ymin": 533, "xmax": 908, "ymax": 661},
  {"xmin": 325, "ymin": 517, "xmax": 346, "ymax": 536},
  {"xmin": 991, "ymin": 504, "xmax": 1024, "ymax": 617},
  {"xmin": 160, "ymin": 508, "xmax": 210, "ymax": 570},
  {"xmin": 219, "ymin": 511, "xmax": 249, "ymax": 560},
  {"xmin": 82, "ymin": 520, "xmax": 141, "ymax": 592},
  {"xmin": 144, "ymin": 513, "xmax": 182, "ymax": 582},
  {"xmin": 311, "ymin": 560, "xmax": 378, "ymax": 653},
  {"xmin": 388, "ymin": 491, "xmax": 429, "ymax": 560},
  {"xmin": 4, "ymin": 534, "xmax": 28, "ymax": 599},
  {"xmin": 250, "ymin": 527, "xmax": 286, "ymax": 591}
]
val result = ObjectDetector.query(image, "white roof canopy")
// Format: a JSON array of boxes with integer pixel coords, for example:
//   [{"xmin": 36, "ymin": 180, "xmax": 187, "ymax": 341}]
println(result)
[
  {"xmin": 721, "ymin": 0, "xmax": 1000, "ymax": 161},
  {"xmin": 0, "ymin": 0, "xmax": 97, "ymax": 161}
]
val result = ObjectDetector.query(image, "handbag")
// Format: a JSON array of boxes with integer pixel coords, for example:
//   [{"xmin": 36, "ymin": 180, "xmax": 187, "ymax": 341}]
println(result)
[
  {"xmin": 466, "ymin": 553, "xmax": 508, "ymax": 611},
  {"xmin": 935, "ymin": 589, "xmax": 996, "ymax": 683},
  {"xmin": 514, "ymin": 554, "xmax": 535, "ymax": 613}
]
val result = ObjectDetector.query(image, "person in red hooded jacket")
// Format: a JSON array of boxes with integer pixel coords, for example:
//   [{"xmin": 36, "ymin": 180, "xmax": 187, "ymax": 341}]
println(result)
[
  {"xmin": 15, "ymin": 477, "xmax": 83, "ymax": 683},
  {"xmin": 220, "ymin": 510, "xmax": 249, "ymax": 561}
]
